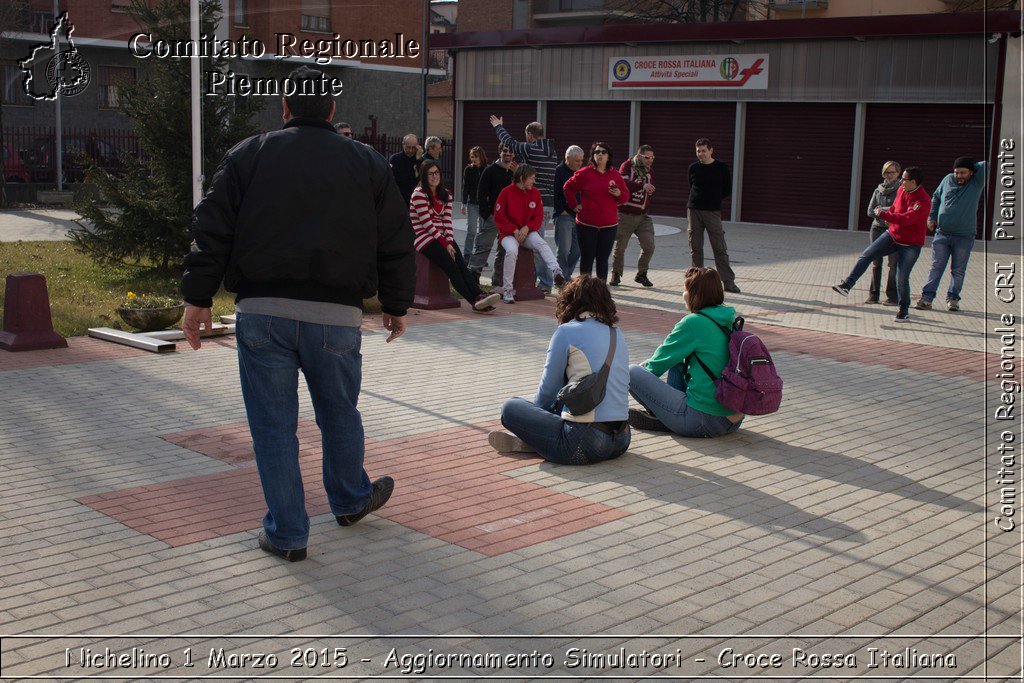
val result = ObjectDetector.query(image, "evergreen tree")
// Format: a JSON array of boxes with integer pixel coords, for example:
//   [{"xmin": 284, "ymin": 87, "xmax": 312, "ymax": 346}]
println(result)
[{"xmin": 71, "ymin": 0, "xmax": 262, "ymax": 273}]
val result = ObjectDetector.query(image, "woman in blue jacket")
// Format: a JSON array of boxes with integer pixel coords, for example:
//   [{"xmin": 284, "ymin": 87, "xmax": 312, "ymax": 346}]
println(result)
[{"xmin": 489, "ymin": 275, "xmax": 631, "ymax": 464}]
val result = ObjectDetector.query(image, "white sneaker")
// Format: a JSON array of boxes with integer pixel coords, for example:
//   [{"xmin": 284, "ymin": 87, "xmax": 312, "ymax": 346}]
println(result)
[
  {"xmin": 474, "ymin": 292, "xmax": 500, "ymax": 310},
  {"xmin": 502, "ymin": 291, "xmax": 516, "ymax": 304}
]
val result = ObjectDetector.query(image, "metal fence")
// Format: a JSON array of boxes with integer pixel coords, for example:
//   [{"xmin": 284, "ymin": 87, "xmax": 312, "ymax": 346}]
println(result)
[
  {"xmin": 3, "ymin": 126, "xmax": 453, "ymax": 187},
  {"xmin": 3, "ymin": 126, "xmax": 142, "ymax": 183}
]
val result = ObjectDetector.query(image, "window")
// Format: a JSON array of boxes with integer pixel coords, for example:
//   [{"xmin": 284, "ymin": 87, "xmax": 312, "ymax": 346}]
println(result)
[
  {"xmin": 234, "ymin": 0, "xmax": 248, "ymax": 26},
  {"xmin": 98, "ymin": 66, "xmax": 135, "ymax": 110},
  {"xmin": 2, "ymin": 65, "xmax": 33, "ymax": 106},
  {"xmin": 28, "ymin": 11, "xmax": 53, "ymax": 34},
  {"xmin": 301, "ymin": 0, "xmax": 330, "ymax": 33}
]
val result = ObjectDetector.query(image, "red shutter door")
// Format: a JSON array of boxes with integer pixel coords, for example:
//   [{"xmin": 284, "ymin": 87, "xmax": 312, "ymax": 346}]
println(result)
[
  {"xmin": 639, "ymin": 102, "xmax": 736, "ymax": 219},
  {"xmin": 860, "ymin": 103, "xmax": 992, "ymax": 238},
  {"xmin": 545, "ymin": 101, "xmax": 631, "ymax": 171},
  {"xmin": 743, "ymin": 103, "xmax": 855, "ymax": 229},
  {"xmin": 460, "ymin": 100, "xmax": 537, "ymax": 173}
]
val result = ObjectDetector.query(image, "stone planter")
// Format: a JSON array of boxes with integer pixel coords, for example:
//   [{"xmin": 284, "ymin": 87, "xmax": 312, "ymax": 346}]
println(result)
[{"xmin": 117, "ymin": 303, "xmax": 185, "ymax": 332}]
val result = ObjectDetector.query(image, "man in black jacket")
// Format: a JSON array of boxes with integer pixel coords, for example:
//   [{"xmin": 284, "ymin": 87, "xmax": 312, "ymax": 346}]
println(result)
[
  {"xmin": 468, "ymin": 144, "xmax": 516, "ymax": 284},
  {"xmin": 688, "ymin": 137, "xmax": 739, "ymax": 293},
  {"xmin": 181, "ymin": 66, "xmax": 415, "ymax": 562},
  {"xmin": 388, "ymin": 133, "xmax": 419, "ymax": 204}
]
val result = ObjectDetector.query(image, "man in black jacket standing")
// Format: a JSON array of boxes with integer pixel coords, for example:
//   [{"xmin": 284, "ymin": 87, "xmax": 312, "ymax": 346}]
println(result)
[
  {"xmin": 688, "ymin": 138, "xmax": 739, "ymax": 293},
  {"xmin": 389, "ymin": 134, "xmax": 420, "ymax": 204},
  {"xmin": 468, "ymin": 144, "xmax": 516, "ymax": 284},
  {"xmin": 181, "ymin": 66, "xmax": 415, "ymax": 562}
]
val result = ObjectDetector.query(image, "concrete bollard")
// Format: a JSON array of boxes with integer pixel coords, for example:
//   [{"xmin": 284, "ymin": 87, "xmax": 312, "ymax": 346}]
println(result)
[
  {"xmin": 511, "ymin": 247, "xmax": 544, "ymax": 301},
  {"xmin": 411, "ymin": 251, "xmax": 460, "ymax": 310},
  {"xmin": 0, "ymin": 272, "xmax": 68, "ymax": 352}
]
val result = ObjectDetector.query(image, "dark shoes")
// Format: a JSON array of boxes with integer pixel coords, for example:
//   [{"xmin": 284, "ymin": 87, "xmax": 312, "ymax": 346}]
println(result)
[
  {"xmin": 634, "ymin": 273, "xmax": 654, "ymax": 287},
  {"xmin": 864, "ymin": 296, "xmax": 879, "ymax": 304},
  {"xmin": 894, "ymin": 311, "xmax": 911, "ymax": 323},
  {"xmin": 832, "ymin": 283, "xmax": 850, "ymax": 297},
  {"xmin": 628, "ymin": 407, "xmax": 671, "ymax": 432},
  {"xmin": 258, "ymin": 531, "xmax": 307, "ymax": 562},
  {"xmin": 724, "ymin": 282, "xmax": 741, "ymax": 294},
  {"xmin": 882, "ymin": 299, "xmax": 899, "ymax": 306},
  {"xmin": 914, "ymin": 299, "xmax": 932, "ymax": 310},
  {"xmin": 947, "ymin": 299, "xmax": 960, "ymax": 311},
  {"xmin": 609, "ymin": 272, "xmax": 622, "ymax": 287},
  {"xmin": 553, "ymin": 272, "xmax": 566, "ymax": 288},
  {"xmin": 336, "ymin": 476, "xmax": 395, "ymax": 527}
]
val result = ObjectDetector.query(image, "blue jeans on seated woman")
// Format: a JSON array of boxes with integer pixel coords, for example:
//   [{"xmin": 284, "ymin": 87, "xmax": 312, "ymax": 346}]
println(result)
[
  {"xmin": 628, "ymin": 364, "xmax": 742, "ymax": 438},
  {"xmin": 500, "ymin": 397, "xmax": 630, "ymax": 465}
]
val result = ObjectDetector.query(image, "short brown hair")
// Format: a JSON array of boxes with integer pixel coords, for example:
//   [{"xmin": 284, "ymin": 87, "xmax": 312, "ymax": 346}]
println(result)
[
  {"xmin": 695, "ymin": 138, "xmax": 713, "ymax": 149},
  {"xmin": 513, "ymin": 163, "xmax": 535, "ymax": 185},
  {"xmin": 526, "ymin": 121, "xmax": 544, "ymax": 138},
  {"xmin": 555, "ymin": 275, "xmax": 619, "ymax": 327},
  {"xmin": 684, "ymin": 267, "xmax": 725, "ymax": 312}
]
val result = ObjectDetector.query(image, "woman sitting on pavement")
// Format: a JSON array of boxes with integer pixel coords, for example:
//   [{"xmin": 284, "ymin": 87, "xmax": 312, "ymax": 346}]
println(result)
[
  {"xmin": 411, "ymin": 160, "xmax": 500, "ymax": 312},
  {"xmin": 628, "ymin": 267, "xmax": 745, "ymax": 437},
  {"xmin": 493, "ymin": 163, "xmax": 565, "ymax": 304},
  {"xmin": 488, "ymin": 275, "xmax": 631, "ymax": 464}
]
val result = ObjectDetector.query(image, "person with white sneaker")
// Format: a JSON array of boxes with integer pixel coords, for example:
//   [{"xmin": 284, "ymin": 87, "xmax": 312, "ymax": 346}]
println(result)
[
  {"xmin": 493, "ymin": 164, "xmax": 565, "ymax": 303},
  {"xmin": 488, "ymin": 275, "xmax": 630, "ymax": 464},
  {"xmin": 832, "ymin": 166, "xmax": 931, "ymax": 323}
]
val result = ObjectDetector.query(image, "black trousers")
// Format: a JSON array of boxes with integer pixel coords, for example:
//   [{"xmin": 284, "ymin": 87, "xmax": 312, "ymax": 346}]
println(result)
[
  {"xmin": 577, "ymin": 224, "xmax": 617, "ymax": 281},
  {"xmin": 420, "ymin": 240, "xmax": 482, "ymax": 303}
]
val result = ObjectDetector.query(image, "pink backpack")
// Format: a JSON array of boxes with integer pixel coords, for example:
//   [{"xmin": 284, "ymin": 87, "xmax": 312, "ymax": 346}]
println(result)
[{"xmin": 688, "ymin": 314, "xmax": 783, "ymax": 416}]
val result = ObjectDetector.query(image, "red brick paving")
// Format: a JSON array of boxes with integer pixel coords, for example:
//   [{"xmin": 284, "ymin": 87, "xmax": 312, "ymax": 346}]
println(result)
[
  {"xmin": 80, "ymin": 421, "xmax": 631, "ymax": 555},
  {"xmin": 0, "ymin": 336, "xmax": 147, "ymax": 372}
]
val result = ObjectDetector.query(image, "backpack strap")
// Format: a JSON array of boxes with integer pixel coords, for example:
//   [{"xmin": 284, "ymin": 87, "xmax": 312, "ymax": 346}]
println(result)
[{"xmin": 686, "ymin": 311, "xmax": 735, "ymax": 382}]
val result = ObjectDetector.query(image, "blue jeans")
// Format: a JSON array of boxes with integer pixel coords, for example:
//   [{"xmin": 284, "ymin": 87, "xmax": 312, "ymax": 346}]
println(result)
[
  {"xmin": 921, "ymin": 232, "xmax": 974, "ymax": 303},
  {"xmin": 463, "ymin": 203, "xmax": 481, "ymax": 257},
  {"xmin": 841, "ymin": 231, "xmax": 922, "ymax": 315},
  {"xmin": 534, "ymin": 207, "xmax": 554, "ymax": 289},
  {"xmin": 628, "ymin": 365, "xmax": 742, "ymax": 438},
  {"xmin": 236, "ymin": 313, "xmax": 373, "ymax": 550},
  {"xmin": 500, "ymin": 397, "xmax": 630, "ymax": 465},
  {"xmin": 554, "ymin": 213, "xmax": 580, "ymax": 279}
]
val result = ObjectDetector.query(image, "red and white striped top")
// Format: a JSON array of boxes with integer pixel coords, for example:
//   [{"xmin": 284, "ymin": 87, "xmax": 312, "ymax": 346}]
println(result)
[{"xmin": 410, "ymin": 186, "xmax": 454, "ymax": 252}]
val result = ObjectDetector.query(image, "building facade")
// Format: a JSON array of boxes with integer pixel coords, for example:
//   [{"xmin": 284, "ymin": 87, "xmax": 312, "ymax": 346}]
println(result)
[{"xmin": 434, "ymin": 11, "xmax": 1021, "ymax": 238}]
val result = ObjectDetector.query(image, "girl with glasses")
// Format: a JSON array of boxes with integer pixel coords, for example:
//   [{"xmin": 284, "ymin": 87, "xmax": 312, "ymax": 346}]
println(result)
[
  {"xmin": 561, "ymin": 142, "xmax": 629, "ymax": 282},
  {"xmin": 410, "ymin": 160, "xmax": 500, "ymax": 312}
]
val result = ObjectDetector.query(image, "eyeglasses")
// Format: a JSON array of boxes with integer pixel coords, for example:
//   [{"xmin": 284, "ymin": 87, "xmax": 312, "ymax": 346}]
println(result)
[
  {"xmin": 901, "ymin": 176, "xmax": 914, "ymax": 183},
  {"xmin": 593, "ymin": 149, "xmax": 608, "ymax": 155},
  {"xmin": 340, "ymin": 131, "xmax": 353, "ymax": 138},
  {"xmin": 641, "ymin": 155, "xmax": 654, "ymax": 161},
  {"xmin": 883, "ymin": 170, "xmax": 898, "ymax": 176},
  {"xmin": 427, "ymin": 170, "xmax": 441, "ymax": 177},
  {"xmin": 500, "ymin": 149, "xmax": 512, "ymax": 155}
]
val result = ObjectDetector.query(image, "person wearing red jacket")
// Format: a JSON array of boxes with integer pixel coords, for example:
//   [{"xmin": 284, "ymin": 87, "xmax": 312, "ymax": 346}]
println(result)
[
  {"xmin": 832, "ymin": 166, "xmax": 931, "ymax": 322},
  {"xmin": 562, "ymin": 142, "xmax": 629, "ymax": 282},
  {"xmin": 494, "ymin": 164, "xmax": 565, "ymax": 303},
  {"xmin": 610, "ymin": 145, "xmax": 657, "ymax": 288}
]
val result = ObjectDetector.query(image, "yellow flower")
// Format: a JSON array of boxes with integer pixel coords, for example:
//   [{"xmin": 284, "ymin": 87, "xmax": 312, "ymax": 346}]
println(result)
[{"xmin": 127, "ymin": 292, "xmax": 136, "ymax": 298}]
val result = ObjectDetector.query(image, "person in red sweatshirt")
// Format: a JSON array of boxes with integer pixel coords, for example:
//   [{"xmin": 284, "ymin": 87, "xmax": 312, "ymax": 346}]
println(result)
[
  {"xmin": 562, "ymin": 142, "xmax": 629, "ymax": 282},
  {"xmin": 494, "ymin": 164, "xmax": 565, "ymax": 303},
  {"xmin": 832, "ymin": 166, "xmax": 931, "ymax": 323}
]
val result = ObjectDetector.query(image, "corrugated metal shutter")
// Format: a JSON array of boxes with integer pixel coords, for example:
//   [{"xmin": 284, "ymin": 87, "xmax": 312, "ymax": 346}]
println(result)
[
  {"xmin": 545, "ymin": 101, "xmax": 631, "ymax": 170},
  {"xmin": 460, "ymin": 100, "xmax": 538, "ymax": 176},
  {"xmin": 638, "ymin": 102, "xmax": 736, "ymax": 219},
  {"xmin": 742, "ymin": 103, "xmax": 855, "ymax": 229},
  {"xmin": 859, "ymin": 103, "xmax": 992, "ymax": 238}
]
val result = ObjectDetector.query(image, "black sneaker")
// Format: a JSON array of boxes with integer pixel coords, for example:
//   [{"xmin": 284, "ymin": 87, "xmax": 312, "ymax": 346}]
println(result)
[
  {"xmin": 864, "ymin": 296, "xmax": 879, "ymax": 304},
  {"xmin": 628, "ymin": 407, "xmax": 672, "ymax": 432},
  {"xmin": 336, "ymin": 476, "xmax": 395, "ymax": 527},
  {"xmin": 894, "ymin": 311, "xmax": 910, "ymax": 323},
  {"xmin": 634, "ymin": 273, "xmax": 654, "ymax": 287},
  {"xmin": 723, "ymin": 282, "xmax": 741, "ymax": 294},
  {"xmin": 553, "ymin": 272, "xmax": 566, "ymax": 288},
  {"xmin": 609, "ymin": 272, "xmax": 622, "ymax": 287},
  {"xmin": 831, "ymin": 283, "xmax": 850, "ymax": 297},
  {"xmin": 258, "ymin": 531, "xmax": 306, "ymax": 562}
]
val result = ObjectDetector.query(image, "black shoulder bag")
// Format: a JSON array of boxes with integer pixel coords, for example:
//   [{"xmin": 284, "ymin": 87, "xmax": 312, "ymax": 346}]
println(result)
[{"xmin": 556, "ymin": 326, "xmax": 617, "ymax": 416}]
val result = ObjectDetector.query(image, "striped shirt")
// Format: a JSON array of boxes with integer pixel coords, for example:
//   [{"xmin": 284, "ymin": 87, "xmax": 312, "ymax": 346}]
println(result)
[
  {"xmin": 493, "ymin": 125, "xmax": 558, "ymax": 207},
  {"xmin": 409, "ymin": 186, "xmax": 454, "ymax": 252}
]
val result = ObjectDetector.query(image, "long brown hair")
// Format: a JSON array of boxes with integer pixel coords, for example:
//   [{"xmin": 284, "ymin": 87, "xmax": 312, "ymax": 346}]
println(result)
[
  {"xmin": 684, "ymin": 267, "xmax": 725, "ymax": 313},
  {"xmin": 555, "ymin": 275, "xmax": 618, "ymax": 326},
  {"xmin": 417, "ymin": 160, "xmax": 450, "ymax": 202},
  {"xmin": 469, "ymin": 146, "xmax": 488, "ymax": 167}
]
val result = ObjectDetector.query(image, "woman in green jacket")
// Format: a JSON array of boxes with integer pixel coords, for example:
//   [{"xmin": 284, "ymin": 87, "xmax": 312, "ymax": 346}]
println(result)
[{"xmin": 628, "ymin": 267, "xmax": 745, "ymax": 437}]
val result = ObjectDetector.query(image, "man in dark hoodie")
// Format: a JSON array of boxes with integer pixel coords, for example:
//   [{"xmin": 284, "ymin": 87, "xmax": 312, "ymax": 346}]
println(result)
[
  {"xmin": 468, "ymin": 144, "xmax": 516, "ymax": 283},
  {"xmin": 181, "ymin": 66, "xmax": 415, "ymax": 562}
]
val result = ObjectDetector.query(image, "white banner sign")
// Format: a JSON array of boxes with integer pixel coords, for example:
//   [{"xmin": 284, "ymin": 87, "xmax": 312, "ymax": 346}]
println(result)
[{"xmin": 609, "ymin": 54, "xmax": 769, "ymax": 90}]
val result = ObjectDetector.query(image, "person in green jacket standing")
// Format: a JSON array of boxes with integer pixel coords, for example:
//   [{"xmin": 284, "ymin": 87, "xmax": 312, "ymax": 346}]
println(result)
[
  {"xmin": 915, "ymin": 157, "xmax": 987, "ymax": 312},
  {"xmin": 628, "ymin": 267, "xmax": 745, "ymax": 437}
]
